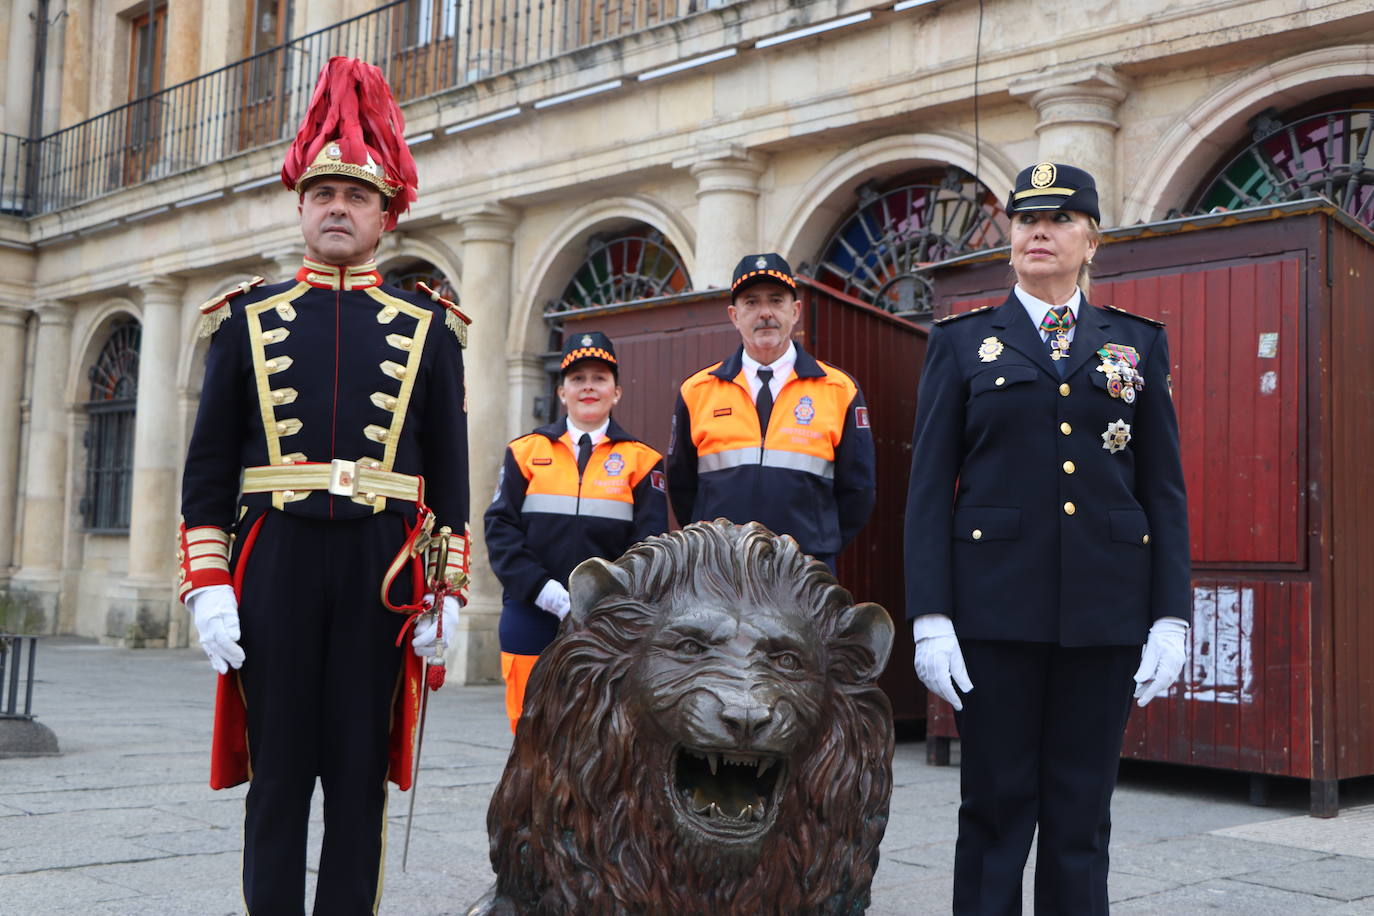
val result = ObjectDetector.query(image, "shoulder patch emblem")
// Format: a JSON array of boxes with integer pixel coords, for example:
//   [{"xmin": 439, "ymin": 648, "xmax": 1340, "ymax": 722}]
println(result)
[
  {"xmin": 650, "ymin": 469, "xmax": 666, "ymax": 492},
  {"xmin": 1102, "ymin": 304, "xmax": 1165, "ymax": 327},
  {"xmin": 416, "ymin": 281, "xmax": 473, "ymax": 348},
  {"xmin": 855, "ymin": 406, "xmax": 870, "ymax": 429},
  {"xmin": 934, "ymin": 304, "xmax": 994, "ymax": 325},
  {"xmin": 197, "ymin": 276, "xmax": 265, "ymax": 338}
]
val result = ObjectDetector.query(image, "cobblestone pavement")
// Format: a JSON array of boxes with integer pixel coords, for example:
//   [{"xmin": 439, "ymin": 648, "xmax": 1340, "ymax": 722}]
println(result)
[{"xmin": 3, "ymin": 638, "xmax": 1372, "ymax": 914}]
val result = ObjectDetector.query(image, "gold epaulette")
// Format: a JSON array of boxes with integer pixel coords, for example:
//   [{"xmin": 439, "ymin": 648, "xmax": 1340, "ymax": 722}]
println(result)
[
  {"xmin": 1102, "ymin": 304, "xmax": 1165, "ymax": 327},
  {"xmin": 197, "ymin": 277, "xmax": 266, "ymax": 338},
  {"xmin": 934, "ymin": 304, "xmax": 994, "ymax": 325},
  {"xmin": 416, "ymin": 281, "xmax": 472, "ymax": 349}
]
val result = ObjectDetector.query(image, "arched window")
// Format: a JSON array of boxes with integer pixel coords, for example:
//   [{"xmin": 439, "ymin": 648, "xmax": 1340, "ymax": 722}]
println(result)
[
  {"xmin": 82, "ymin": 320, "xmax": 140, "ymax": 532},
  {"xmin": 547, "ymin": 227, "xmax": 691, "ymax": 315},
  {"xmin": 813, "ymin": 166, "xmax": 1007, "ymax": 319},
  {"xmin": 1188, "ymin": 92, "xmax": 1374, "ymax": 227},
  {"xmin": 384, "ymin": 259, "xmax": 458, "ymax": 304}
]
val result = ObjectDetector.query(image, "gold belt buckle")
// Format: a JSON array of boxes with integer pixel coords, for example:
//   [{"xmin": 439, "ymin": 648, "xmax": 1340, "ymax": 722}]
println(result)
[{"xmin": 328, "ymin": 459, "xmax": 359, "ymax": 497}]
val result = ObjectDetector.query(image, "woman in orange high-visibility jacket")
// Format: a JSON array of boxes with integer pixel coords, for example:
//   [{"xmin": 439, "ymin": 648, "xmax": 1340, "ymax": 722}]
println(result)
[{"xmin": 483, "ymin": 330, "xmax": 667, "ymax": 731}]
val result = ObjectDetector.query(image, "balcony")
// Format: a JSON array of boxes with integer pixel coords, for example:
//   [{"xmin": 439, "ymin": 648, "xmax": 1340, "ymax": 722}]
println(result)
[{"xmin": 5, "ymin": 0, "xmax": 705, "ymax": 218}]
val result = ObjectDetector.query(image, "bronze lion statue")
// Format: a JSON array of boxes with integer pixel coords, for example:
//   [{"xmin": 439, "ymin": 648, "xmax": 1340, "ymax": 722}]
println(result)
[{"xmin": 469, "ymin": 520, "xmax": 895, "ymax": 915}]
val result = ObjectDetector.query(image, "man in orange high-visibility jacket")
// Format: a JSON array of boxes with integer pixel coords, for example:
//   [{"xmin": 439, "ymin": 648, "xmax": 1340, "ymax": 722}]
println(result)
[{"xmin": 667, "ymin": 253, "xmax": 876, "ymax": 570}]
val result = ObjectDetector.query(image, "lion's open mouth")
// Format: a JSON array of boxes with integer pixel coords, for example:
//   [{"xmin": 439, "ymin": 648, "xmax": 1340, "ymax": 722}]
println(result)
[{"xmin": 670, "ymin": 747, "xmax": 784, "ymax": 841}]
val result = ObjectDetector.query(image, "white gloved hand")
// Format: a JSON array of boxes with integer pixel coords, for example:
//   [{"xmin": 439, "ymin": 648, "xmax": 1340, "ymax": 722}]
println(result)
[
  {"xmin": 1133, "ymin": 616, "xmax": 1190, "ymax": 706},
  {"xmin": 534, "ymin": 579, "xmax": 571, "ymax": 621},
  {"xmin": 184, "ymin": 584, "xmax": 245, "ymax": 675},
  {"xmin": 412, "ymin": 594, "xmax": 460, "ymax": 658},
  {"xmin": 912, "ymin": 614, "xmax": 973, "ymax": 711}
]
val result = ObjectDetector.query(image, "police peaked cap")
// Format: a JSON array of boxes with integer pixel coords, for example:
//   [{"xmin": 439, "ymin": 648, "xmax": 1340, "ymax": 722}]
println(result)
[
  {"xmin": 560, "ymin": 330, "xmax": 619, "ymax": 378},
  {"xmin": 731, "ymin": 252, "xmax": 797, "ymax": 296},
  {"xmin": 1005, "ymin": 162, "xmax": 1101, "ymax": 224}
]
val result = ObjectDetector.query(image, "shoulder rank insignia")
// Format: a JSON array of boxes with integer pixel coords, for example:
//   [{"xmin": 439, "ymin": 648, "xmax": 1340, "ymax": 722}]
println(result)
[
  {"xmin": 1102, "ymin": 304, "xmax": 1165, "ymax": 327},
  {"xmin": 934, "ymin": 304, "xmax": 994, "ymax": 325},
  {"xmin": 197, "ymin": 277, "xmax": 265, "ymax": 338},
  {"xmin": 416, "ymin": 281, "xmax": 472, "ymax": 349}
]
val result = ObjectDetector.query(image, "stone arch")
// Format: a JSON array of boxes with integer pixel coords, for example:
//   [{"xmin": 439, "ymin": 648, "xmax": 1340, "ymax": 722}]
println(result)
[
  {"xmin": 773, "ymin": 131, "xmax": 1018, "ymax": 269},
  {"xmin": 70, "ymin": 299, "xmax": 141, "ymax": 405},
  {"xmin": 376, "ymin": 230, "xmax": 463, "ymax": 294},
  {"xmin": 511, "ymin": 194, "xmax": 696, "ymax": 357},
  {"xmin": 1122, "ymin": 44, "xmax": 1374, "ymax": 225},
  {"xmin": 177, "ymin": 275, "xmax": 259, "ymax": 395}
]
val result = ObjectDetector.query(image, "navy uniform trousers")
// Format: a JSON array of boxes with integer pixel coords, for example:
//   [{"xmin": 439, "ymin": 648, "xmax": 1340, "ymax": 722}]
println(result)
[
  {"xmin": 953, "ymin": 641, "xmax": 1138, "ymax": 916},
  {"xmin": 235, "ymin": 510, "xmax": 411, "ymax": 915}
]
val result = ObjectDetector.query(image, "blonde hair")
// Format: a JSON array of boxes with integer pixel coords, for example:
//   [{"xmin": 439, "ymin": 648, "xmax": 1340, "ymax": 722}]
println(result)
[{"xmin": 1077, "ymin": 217, "xmax": 1103, "ymax": 297}]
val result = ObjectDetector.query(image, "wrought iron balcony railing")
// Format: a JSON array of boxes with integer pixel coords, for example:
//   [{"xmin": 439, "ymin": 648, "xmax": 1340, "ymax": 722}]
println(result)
[{"xmin": 13, "ymin": 0, "xmax": 698, "ymax": 217}]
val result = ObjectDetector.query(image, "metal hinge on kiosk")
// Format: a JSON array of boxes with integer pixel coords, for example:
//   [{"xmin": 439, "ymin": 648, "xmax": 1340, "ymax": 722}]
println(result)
[{"xmin": 328, "ymin": 459, "xmax": 359, "ymax": 497}]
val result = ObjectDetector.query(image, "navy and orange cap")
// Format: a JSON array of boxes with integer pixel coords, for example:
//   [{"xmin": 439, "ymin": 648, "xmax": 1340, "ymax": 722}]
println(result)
[
  {"xmin": 1005, "ymin": 162, "xmax": 1100, "ymax": 224},
  {"xmin": 731, "ymin": 252, "xmax": 797, "ymax": 297},
  {"xmin": 560, "ymin": 330, "xmax": 618, "ymax": 378}
]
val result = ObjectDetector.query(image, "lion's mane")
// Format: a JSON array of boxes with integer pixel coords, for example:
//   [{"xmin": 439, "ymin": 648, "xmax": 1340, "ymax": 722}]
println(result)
[{"xmin": 484, "ymin": 521, "xmax": 894, "ymax": 915}]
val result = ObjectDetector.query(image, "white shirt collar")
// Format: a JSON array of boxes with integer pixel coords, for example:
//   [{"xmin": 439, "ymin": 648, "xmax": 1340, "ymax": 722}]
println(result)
[
  {"xmin": 1015, "ymin": 284, "xmax": 1082, "ymax": 337},
  {"xmin": 740, "ymin": 341, "xmax": 797, "ymax": 395},
  {"xmin": 565, "ymin": 417, "xmax": 610, "ymax": 445}
]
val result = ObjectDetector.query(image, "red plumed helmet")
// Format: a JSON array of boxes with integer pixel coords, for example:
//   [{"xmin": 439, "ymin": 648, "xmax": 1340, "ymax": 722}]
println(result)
[{"xmin": 281, "ymin": 57, "xmax": 418, "ymax": 231}]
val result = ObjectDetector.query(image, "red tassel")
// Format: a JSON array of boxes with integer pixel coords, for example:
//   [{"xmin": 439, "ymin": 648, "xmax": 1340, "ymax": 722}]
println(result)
[{"xmin": 426, "ymin": 663, "xmax": 446, "ymax": 691}]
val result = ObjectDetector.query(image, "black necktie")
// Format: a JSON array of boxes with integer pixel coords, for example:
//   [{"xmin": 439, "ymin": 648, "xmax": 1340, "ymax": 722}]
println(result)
[
  {"xmin": 755, "ymin": 368, "xmax": 774, "ymax": 433},
  {"xmin": 576, "ymin": 433, "xmax": 592, "ymax": 476}
]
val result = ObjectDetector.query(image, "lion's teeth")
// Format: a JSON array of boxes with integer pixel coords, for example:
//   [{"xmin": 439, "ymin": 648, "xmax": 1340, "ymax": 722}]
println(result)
[
  {"xmin": 751, "ymin": 802, "xmax": 765, "ymax": 821},
  {"xmin": 740, "ymin": 804, "xmax": 753, "ymax": 819},
  {"xmin": 708, "ymin": 802, "xmax": 722, "ymax": 818},
  {"xmin": 707, "ymin": 753, "xmax": 719, "ymax": 775},
  {"xmin": 757, "ymin": 757, "xmax": 774, "ymax": 777}
]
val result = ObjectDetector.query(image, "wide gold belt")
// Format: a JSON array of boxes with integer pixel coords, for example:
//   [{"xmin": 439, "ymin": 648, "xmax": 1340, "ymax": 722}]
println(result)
[{"xmin": 241, "ymin": 460, "xmax": 422, "ymax": 502}]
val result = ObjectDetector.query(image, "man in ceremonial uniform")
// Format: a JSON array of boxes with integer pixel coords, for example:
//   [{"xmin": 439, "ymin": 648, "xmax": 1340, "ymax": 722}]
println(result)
[
  {"xmin": 667, "ymin": 253, "xmax": 875, "ymax": 569},
  {"xmin": 177, "ymin": 57, "xmax": 469, "ymax": 913}
]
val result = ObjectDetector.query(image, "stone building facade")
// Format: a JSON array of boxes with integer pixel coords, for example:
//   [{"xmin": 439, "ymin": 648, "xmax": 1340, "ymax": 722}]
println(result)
[{"xmin": 0, "ymin": 0, "xmax": 1371, "ymax": 681}]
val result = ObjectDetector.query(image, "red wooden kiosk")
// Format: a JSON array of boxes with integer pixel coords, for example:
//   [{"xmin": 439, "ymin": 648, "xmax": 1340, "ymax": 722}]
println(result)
[{"xmin": 922, "ymin": 200, "xmax": 1374, "ymax": 816}]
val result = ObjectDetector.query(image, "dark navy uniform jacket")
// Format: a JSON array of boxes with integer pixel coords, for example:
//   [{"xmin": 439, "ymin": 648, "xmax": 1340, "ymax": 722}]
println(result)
[
  {"xmin": 179, "ymin": 262, "xmax": 469, "ymax": 599},
  {"xmin": 484, "ymin": 418, "xmax": 667, "ymax": 655},
  {"xmin": 903, "ymin": 291, "xmax": 1190, "ymax": 646},
  {"xmin": 667, "ymin": 343, "xmax": 876, "ymax": 559}
]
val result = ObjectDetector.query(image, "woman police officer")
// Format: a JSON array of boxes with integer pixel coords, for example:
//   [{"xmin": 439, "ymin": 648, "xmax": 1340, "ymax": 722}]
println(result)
[
  {"xmin": 904, "ymin": 163, "xmax": 1191, "ymax": 914},
  {"xmin": 484, "ymin": 331, "xmax": 667, "ymax": 732}
]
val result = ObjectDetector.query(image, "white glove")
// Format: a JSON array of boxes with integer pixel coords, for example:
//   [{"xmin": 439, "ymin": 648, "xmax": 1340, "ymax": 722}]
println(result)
[
  {"xmin": 1133, "ymin": 616, "xmax": 1190, "ymax": 706},
  {"xmin": 412, "ymin": 594, "xmax": 460, "ymax": 658},
  {"xmin": 534, "ymin": 579, "xmax": 571, "ymax": 621},
  {"xmin": 184, "ymin": 584, "xmax": 245, "ymax": 675},
  {"xmin": 912, "ymin": 614, "xmax": 973, "ymax": 711}
]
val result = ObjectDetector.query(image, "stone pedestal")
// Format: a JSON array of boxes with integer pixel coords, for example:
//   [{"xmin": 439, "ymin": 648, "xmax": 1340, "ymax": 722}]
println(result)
[
  {"xmin": 1010, "ymin": 65, "xmax": 1130, "ymax": 226},
  {"xmin": 684, "ymin": 146, "xmax": 768, "ymax": 288},
  {"xmin": 450, "ymin": 203, "xmax": 519, "ymax": 684},
  {"xmin": 12, "ymin": 303, "xmax": 73, "ymax": 633}
]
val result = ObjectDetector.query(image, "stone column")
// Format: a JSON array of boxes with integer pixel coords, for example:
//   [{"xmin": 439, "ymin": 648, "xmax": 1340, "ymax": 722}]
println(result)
[
  {"xmin": 109, "ymin": 278, "xmax": 184, "ymax": 648},
  {"xmin": 683, "ymin": 146, "xmax": 768, "ymax": 288},
  {"xmin": 262, "ymin": 246, "xmax": 307, "ymax": 282},
  {"xmin": 451, "ymin": 202, "xmax": 519, "ymax": 684},
  {"xmin": 0, "ymin": 305, "xmax": 29, "ymax": 579},
  {"xmin": 1010, "ymin": 65, "xmax": 1129, "ymax": 226},
  {"xmin": 12, "ymin": 301, "xmax": 72, "ymax": 631}
]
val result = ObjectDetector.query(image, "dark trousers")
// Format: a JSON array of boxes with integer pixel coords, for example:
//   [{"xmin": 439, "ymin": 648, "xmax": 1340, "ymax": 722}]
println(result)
[
  {"xmin": 953, "ymin": 640, "xmax": 1138, "ymax": 916},
  {"xmin": 236, "ymin": 511, "xmax": 410, "ymax": 915}
]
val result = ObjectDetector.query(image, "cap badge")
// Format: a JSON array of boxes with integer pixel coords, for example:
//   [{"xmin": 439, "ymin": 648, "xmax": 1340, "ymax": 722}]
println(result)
[
  {"xmin": 581, "ymin": 334, "xmax": 593, "ymax": 346},
  {"xmin": 325, "ymin": 143, "xmax": 342, "ymax": 160},
  {"xmin": 1102, "ymin": 418, "xmax": 1132, "ymax": 454},
  {"xmin": 755, "ymin": 257, "xmax": 768, "ymax": 269},
  {"xmin": 1031, "ymin": 162, "xmax": 1056, "ymax": 189},
  {"xmin": 978, "ymin": 337, "xmax": 1003, "ymax": 363}
]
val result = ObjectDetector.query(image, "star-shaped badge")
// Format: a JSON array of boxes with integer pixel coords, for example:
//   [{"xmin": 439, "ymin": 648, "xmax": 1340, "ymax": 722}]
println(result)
[{"xmin": 1102, "ymin": 419, "xmax": 1132, "ymax": 454}]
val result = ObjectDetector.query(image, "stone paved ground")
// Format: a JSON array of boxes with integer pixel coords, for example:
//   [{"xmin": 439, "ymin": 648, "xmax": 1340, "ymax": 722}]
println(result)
[{"xmin": 2, "ymin": 638, "xmax": 1372, "ymax": 914}]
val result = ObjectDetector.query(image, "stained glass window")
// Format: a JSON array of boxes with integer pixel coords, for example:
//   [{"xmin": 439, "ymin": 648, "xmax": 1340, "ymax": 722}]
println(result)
[{"xmin": 548, "ymin": 227, "xmax": 691, "ymax": 314}]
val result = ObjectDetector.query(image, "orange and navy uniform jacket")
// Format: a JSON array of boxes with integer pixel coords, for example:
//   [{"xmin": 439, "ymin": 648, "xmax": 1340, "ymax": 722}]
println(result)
[
  {"xmin": 667, "ymin": 343, "xmax": 876, "ymax": 559},
  {"xmin": 484, "ymin": 418, "xmax": 667, "ymax": 655},
  {"xmin": 177, "ymin": 258, "xmax": 470, "ymax": 790}
]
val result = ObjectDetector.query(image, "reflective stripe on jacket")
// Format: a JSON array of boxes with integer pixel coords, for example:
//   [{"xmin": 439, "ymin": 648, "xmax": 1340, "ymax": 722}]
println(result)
[
  {"xmin": 666, "ymin": 343, "xmax": 875, "ymax": 558},
  {"xmin": 483, "ymin": 417, "xmax": 667, "ymax": 654}
]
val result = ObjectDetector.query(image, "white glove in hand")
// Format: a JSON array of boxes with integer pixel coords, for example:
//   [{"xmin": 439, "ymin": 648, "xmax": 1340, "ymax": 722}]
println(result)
[
  {"xmin": 412, "ymin": 594, "xmax": 460, "ymax": 658},
  {"xmin": 534, "ymin": 579, "xmax": 572, "ymax": 621},
  {"xmin": 1133, "ymin": 616, "xmax": 1189, "ymax": 707},
  {"xmin": 912, "ymin": 614, "xmax": 973, "ymax": 711},
  {"xmin": 185, "ymin": 584, "xmax": 245, "ymax": 675}
]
